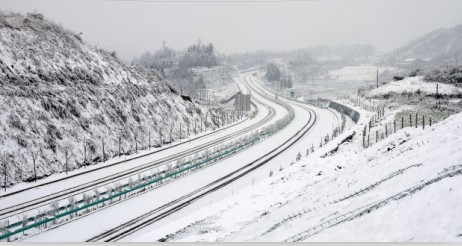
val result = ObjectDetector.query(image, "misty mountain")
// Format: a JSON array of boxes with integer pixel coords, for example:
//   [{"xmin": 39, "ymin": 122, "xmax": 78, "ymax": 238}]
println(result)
[
  {"xmin": 0, "ymin": 11, "xmax": 223, "ymax": 186},
  {"xmin": 382, "ymin": 24, "xmax": 462, "ymax": 67}
]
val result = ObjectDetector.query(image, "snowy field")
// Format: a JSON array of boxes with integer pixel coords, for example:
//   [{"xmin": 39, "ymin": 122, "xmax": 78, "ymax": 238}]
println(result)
[
  {"xmin": 328, "ymin": 66, "xmax": 396, "ymax": 81},
  {"xmin": 129, "ymin": 105, "xmax": 462, "ymax": 242},
  {"xmin": 368, "ymin": 76, "xmax": 462, "ymax": 97},
  {"xmin": 125, "ymin": 79, "xmax": 462, "ymax": 242},
  {"xmin": 297, "ymin": 66, "xmax": 400, "ymax": 100},
  {"xmin": 110, "ymin": 74, "xmax": 351, "ymax": 242}
]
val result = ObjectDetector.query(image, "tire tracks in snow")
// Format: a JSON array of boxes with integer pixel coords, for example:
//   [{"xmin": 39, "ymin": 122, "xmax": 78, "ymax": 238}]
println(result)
[{"xmin": 285, "ymin": 165, "xmax": 462, "ymax": 242}]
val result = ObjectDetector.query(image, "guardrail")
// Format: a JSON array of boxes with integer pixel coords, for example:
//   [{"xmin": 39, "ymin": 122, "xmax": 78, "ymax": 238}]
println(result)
[{"xmin": 328, "ymin": 101, "xmax": 360, "ymax": 123}]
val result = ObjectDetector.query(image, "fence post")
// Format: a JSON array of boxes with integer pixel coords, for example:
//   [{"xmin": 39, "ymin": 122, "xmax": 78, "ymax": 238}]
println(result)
[
  {"xmin": 409, "ymin": 114, "xmax": 412, "ymax": 127},
  {"xmin": 376, "ymin": 131, "xmax": 378, "ymax": 143},
  {"xmin": 385, "ymin": 125, "xmax": 388, "ymax": 137},
  {"xmin": 367, "ymin": 134, "xmax": 370, "ymax": 147},
  {"xmin": 423, "ymin": 115, "xmax": 425, "ymax": 130},
  {"xmin": 416, "ymin": 113, "xmax": 418, "ymax": 128},
  {"xmin": 430, "ymin": 118, "xmax": 432, "ymax": 127},
  {"xmin": 401, "ymin": 116, "xmax": 404, "ymax": 129},
  {"xmin": 394, "ymin": 120, "xmax": 396, "ymax": 133},
  {"xmin": 102, "ymin": 138, "xmax": 105, "ymax": 163}
]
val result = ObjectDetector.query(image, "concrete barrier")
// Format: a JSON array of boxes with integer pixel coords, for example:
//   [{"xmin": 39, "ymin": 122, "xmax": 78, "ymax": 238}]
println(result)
[{"xmin": 328, "ymin": 101, "xmax": 360, "ymax": 123}]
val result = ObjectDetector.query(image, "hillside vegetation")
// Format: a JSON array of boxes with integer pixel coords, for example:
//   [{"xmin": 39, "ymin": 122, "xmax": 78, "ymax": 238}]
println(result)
[
  {"xmin": 382, "ymin": 24, "xmax": 462, "ymax": 66},
  {"xmin": 0, "ymin": 11, "xmax": 223, "ymax": 186}
]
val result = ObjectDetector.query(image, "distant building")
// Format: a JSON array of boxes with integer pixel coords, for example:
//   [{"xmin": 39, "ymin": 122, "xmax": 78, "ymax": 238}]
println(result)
[{"xmin": 235, "ymin": 92, "xmax": 251, "ymax": 111}]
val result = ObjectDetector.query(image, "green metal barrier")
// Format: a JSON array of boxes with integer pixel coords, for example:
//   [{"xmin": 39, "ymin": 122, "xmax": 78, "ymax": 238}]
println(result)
[
  {"xmin": 1, "ymin": 85, "xmax": 295, "ymax": 241},
  {"xmin": 0, "ymin": 138, "xmax": 260, "ymax": 241}
]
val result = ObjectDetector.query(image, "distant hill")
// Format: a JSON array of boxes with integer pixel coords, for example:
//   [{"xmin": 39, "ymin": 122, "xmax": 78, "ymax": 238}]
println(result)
[
  {"xmin": 382, "ymin": 24, "xmax": 462, "ymax": 67},
  {"xmin": 133, "ymin": 40, "xmax": 237, "ymax": 96},
  {"xmin": 0, "ymin": 11, "xmax": 222, "ymax": 186}
]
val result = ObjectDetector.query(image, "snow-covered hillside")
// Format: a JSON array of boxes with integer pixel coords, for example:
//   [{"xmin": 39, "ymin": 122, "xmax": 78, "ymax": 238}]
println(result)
[
  {"xmin": 0, "ymin": 11, "xmax": 224, "ymax": 186},
  {"xmin": 368, "ymin": 76, "xmax": 462, "ymax": 97},
  {"xmin": 130, "ymin": 104, "xmax": 462, "ymax": 242},
  {"xmin": 383, "ymin": 24, "xmax": 462, "ymax": 66}
]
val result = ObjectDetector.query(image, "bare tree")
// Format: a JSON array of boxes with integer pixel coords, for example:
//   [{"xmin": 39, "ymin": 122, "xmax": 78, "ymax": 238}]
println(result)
[
  {"xmin": 82, "ymin": 193, "xmax": 92, "ymax": 212},
  {"xmin": 67, "ymin": 196, "xmax": 75, "ymax": 218},
  {"xmin": 62, "ymin": 142, "xmax": 72, "ymax": 175},
  {"xmin": 21, "ymin": 214, "xmax": 28, "ymax": 234},
  {"xmin": 49, "ymin": 200, "xmax": 60, "ymax": 224},
  {"xmin": 93, "ymin": 188, "xmax": 100, "ymax": 207}
]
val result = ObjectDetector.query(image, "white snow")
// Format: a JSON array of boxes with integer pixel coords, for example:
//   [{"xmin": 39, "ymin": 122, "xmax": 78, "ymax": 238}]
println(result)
[
  {"xmin": 19, "ymin": 72, "xmax": 341, "ymax": 242},
  {"xmin": 125, "ymin": 87, "xmax": 462, "ymax": 242},
  {"xmin": 329, "ymin": 66, "xmax": 397, "ymax": 81}
]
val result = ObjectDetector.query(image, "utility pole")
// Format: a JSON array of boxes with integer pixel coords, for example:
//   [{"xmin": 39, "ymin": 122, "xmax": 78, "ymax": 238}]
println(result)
[
  {"xmin": 436, "ymin": 83, "xmax": 439, "ymax": 100},
  {"xmin": 376, "ymin": 69, "xmax": 379, "ymax": 89}
]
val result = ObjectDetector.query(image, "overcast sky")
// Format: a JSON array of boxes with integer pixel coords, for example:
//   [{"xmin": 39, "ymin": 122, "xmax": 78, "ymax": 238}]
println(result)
[{"xmin": 2, "ymin": 0, "xmax": 462, "ymax": 61}]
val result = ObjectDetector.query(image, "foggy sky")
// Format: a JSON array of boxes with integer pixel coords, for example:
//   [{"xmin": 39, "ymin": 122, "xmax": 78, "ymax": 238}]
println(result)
[{"xmin": 2, "ymin": 0, "xmax": 462, "ymax": 61}]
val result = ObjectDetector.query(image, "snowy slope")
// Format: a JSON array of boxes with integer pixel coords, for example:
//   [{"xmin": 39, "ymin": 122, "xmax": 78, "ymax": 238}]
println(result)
[
  {"xmin": 0, "ymin": 11, "xmax": 223, "ymax": 186},
  {"xmin": 383, "ymin": 24, "xmax": 462, "ymax": 65},
  {"xmin": 368, "ymin": 76, "xmax": 462, "ymax": 97},
  {"xmin": 129, "ymin": 103, "xmax": 462, "ymax": 242}
]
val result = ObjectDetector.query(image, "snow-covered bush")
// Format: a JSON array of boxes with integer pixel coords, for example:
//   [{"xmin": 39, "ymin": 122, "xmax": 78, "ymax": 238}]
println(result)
[{"xmin": 423, "ymin": 65, "xmax": 462, "ymax": 85}]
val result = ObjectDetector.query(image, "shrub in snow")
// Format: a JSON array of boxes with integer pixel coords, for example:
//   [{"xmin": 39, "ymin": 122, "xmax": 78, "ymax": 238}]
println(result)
[{"xmin": 423, "ymin": 65, "xmax": 462, "ymax": 85}]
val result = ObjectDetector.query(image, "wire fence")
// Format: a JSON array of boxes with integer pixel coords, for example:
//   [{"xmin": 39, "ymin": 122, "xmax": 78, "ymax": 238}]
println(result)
[
  {"xmin": 362, "ymin": 109, "xmax": 452, "ymax": 148},
  {"xmin": 337, "ymin": 96, "xmax": 379, "ymax": 112}
]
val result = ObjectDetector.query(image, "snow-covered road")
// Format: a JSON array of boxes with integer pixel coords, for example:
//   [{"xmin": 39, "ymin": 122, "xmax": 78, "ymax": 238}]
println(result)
[
  {"xmin": 117, "ymin": 73, "xmax": 347, "ymax": 242},
  {"xmin": 0, "ymin": 81, "xmax": 273, "ymax": 213},
  {"xmin": 16, "ymin": 71, "xmax": 341, "ymax": 242}
]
